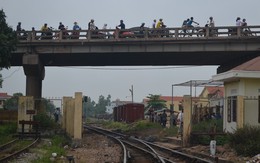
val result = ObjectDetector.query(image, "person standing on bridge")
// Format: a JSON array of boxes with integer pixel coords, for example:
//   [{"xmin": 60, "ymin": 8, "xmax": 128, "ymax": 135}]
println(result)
[
  {"xmin": 187, "ymin": 17, "xmax": 199, "ymax": 28},
  {"xmin": 117, "ymin": 20, "xmax": 125, "ymax": 29},
  {"xmin": 88, "ymin": 19, "xmax": 96, "ymax": 30},
  {"xmin": 208, "ymin": 17, "xmax": 215, "ymax": 28},
  {"xmin": 16, "ymin": 22, "xmax": 22, "ymax": 35},
  {"xmin": 58, "ymin": 22, "xmax": 65, "ymax": 30},
  {"xmin": 72, "ymin": 22, "xmax": 81, "ymax": 39},
  {"xmin": 236, "ymin": 17, "xmax": 242, "ymax": 26}
]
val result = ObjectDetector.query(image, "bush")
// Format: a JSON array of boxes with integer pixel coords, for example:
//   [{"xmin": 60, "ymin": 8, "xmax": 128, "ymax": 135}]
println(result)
[
  {"xmin": 228, "ymin": 125, "xmax": 260, "ymax": 157},
  {"xmin": 0, "ymin": 122, "xmax": 17, "ymax": 135},
  {"xmin": 33, "ymin": 113, "xmax": 57, "ymax": 130},
  {"xmin": 191, "ymin": 119, "xmax": 228, "ymax": 145}
]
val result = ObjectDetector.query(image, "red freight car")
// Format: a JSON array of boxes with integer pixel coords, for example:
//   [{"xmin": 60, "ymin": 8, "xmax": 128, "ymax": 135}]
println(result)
[{"xmin": 113, "ymin": 103, "xmax": 144, "ymax": 123}]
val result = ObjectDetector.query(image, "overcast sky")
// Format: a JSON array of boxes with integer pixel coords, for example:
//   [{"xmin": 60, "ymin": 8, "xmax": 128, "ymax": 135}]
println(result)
[{"xmin": 1, "ymin": 0, "xmax": 259, "ymax": 102}]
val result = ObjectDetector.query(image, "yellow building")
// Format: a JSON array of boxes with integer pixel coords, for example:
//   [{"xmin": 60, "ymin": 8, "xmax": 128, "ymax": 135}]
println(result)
[{"xmin": 213, "ymin": 57, "xmax": 260, "ymax": 132}]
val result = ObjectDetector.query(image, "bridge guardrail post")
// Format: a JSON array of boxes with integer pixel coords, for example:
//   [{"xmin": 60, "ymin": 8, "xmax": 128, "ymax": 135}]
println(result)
[
  {"xmin": 237, "ymin": 27, "xmax": 241, "ymax": 37},
  {"xmin": 59, "ymin": 30, "xmax": 62, "ymax": 41},
  {"xmin": 144, "ymin": 28, "xmax": 148, "ymax": 39},
  {"xmin": 87, "ymin": 29, "xmax": 91, "ymax": 40},
  {"xmin": 175, "ymin": 29, "xmax": 179, "ymax": 38},
  {"xmin": 206, "ymin": 27, "xmax": 210, "ymax": 38}
]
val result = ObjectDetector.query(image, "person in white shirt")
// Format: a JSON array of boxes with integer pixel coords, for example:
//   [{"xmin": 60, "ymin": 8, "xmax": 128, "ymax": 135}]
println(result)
[
  {"xmin": 176, "ymin": 109, "xmax": 183, "ymax": 138},
  {"xmin": 236, "ymin": 17, "xmax": 242, "ymax": 26},
  {"xmin": 208, "ymin": 17, "xmax": 215, "ymax": 27}
]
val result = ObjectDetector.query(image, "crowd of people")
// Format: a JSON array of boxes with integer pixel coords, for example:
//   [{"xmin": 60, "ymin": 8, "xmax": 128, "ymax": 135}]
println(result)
[{"xmin": 15, "ymin": 16, "xmax": 252, "ymax": 39}]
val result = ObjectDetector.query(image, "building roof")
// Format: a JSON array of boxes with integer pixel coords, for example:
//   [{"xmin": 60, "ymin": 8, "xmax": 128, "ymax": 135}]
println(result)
[
  {"xmin": 0, "ymin": 93, "xmax": 12, "ymax": 99},
  {"xmin": 213, "ymin": 57, "xmax": 260, "ymax": 82},
  {"xmin": 200, "ymin": 86, "xmax": 224, "ymax": 97},
  {"xmin": 143, "ymin": 96, "xmax": 183, "ymax": 103},
  {"xmin": 233, "ymin": 56, "xmax": 260, "ymax": 71}
]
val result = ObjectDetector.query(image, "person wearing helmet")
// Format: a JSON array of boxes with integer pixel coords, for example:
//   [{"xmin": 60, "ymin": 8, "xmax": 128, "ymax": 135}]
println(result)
[{"xmin": 156, "ymin": 18, "xmax": 163, "ymax": 28}]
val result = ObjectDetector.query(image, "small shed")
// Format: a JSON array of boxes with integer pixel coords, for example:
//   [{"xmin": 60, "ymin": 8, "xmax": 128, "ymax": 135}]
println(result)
[{"xmin": 213, "ymin": 57, "xmax": 260, "ymax": 132}]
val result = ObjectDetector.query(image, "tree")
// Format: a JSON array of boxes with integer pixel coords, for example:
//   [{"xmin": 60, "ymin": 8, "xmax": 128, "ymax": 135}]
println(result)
[
  {"xmin": 0, "ymin": 9, "xmax": 17, "ymax": 68},
  {"xmin": 94, "ymin": 95, "xmax": 111, "ymax": 115},
  {"xmin": 83, "ymin": 96, "xmax": 96, "ymax": 118},
  {"xmin": 4, "ymin": 92, "xmax": 23, "ymax": 110},
  {"xmin": 0, "ymin": 9, "xmax": 17, "ymax": 87},
  {"xmin": 145, "ymin": 94, "xmax": 167, "ymax": 111}
]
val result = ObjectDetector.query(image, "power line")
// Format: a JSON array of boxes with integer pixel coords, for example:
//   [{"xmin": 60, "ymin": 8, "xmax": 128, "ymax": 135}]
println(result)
[
  {"xmin": 2, "ymin": 67, "xmax": 21, "ymax": 79},
  {"xmin": 56, "ymin": 66, "xmax": 203, "ymax": 71}
]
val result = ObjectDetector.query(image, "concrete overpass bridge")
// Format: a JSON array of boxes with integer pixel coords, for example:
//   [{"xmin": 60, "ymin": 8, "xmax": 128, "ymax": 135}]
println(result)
[{"xmin": 11, "ymin": 25, "xmax": 260, "ymax": 99}]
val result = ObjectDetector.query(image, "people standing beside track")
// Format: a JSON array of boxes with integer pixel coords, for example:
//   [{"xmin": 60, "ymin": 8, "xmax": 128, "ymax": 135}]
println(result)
[
  {"xmin": 161, "ymin": 110, "xmax": 167, "ymax": 128},
  {"xmin": 176, "ymin": 109, "xmax": 183, "ymax": 138}
]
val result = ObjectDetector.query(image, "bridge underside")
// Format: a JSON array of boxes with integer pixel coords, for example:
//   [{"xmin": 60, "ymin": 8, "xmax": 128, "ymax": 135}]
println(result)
[{"xmin": 11, "ymin": 51, "xmax": 259, "ymax": 73}]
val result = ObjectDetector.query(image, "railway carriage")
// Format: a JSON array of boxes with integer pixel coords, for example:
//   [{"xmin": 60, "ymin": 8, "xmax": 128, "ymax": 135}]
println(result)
[{"xmin": 113, "ymin": 103, "xmax": 144, "ymax": 123}]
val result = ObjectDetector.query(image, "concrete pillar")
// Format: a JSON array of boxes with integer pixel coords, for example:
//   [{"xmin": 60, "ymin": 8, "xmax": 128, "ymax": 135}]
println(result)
[
  {"xmin": 237, "ymin": 96, "xmax": 244, "ymax": 128},
  {"xmin": 62, "ymin": 97, "xmax": 72, "ymax": 130},
  {"xmin": 183, "ymin": 95, "xmax": 192, "ymax": 147},
  {"xmin": 74, "ymin": 92, "xmax": 82, "ymax": 139},
  {"xmin": 23, "ymin": 54, "xmax": 45, "ymax": 100},
  {"xmin": 66, "ymin": 98, "xmax": 74, "ymax": 137},
  {"xmin": 17, "ymin": 96, "xmax": 34, "ymax": 132}
]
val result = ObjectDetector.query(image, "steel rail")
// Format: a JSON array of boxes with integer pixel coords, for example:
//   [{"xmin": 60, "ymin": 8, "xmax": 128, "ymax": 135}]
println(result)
[
  {"xmin": 85, "ymin": 124, "xmax": 215, "ymax": 163},
  {"xmin": 84, "ymin": 125, "xmax": 127, "ymax": 163},
  {"xmin": 0, "ymin": 138, "xmax": 19, "ymax": 151},
  {"xmin": 0, "ymin": 138, "xmax": 40, "ymax": 162}
]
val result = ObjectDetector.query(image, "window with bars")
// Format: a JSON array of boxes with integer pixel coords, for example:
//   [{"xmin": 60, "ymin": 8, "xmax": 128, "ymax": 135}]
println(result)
[
  {"xmin": 227, "ymin": 96, "xmax": 237, "ymax": 122},
  {"xmin": 258, "ymin": 96, "xmax": 260, "ymax": 123}
]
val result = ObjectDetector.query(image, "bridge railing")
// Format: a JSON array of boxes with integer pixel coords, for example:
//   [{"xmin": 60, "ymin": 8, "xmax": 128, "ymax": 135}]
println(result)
[{"xmin": 16, "ymin": 25, "xmax": 260, "ymax": 42}]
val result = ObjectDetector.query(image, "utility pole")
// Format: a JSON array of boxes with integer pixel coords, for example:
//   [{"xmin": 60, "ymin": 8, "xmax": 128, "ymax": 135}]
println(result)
[{"xmin": 129, "ymin": 85, "xmax": 133, "ymax": 103}]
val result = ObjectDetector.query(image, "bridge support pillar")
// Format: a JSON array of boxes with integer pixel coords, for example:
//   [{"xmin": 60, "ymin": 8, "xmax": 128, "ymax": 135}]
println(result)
[
  {"xmin": 23, "ymin": 54, "xmax": 45, "ymax": 112},
  {"xmin": 23, "ymin": 54, "xmax": 45, "ymax": 99}
]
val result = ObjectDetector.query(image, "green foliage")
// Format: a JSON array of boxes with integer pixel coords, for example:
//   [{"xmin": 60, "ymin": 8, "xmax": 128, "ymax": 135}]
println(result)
[
  {"xmin": 32, "ymin": 135, "xmax": 69, "ymax": 163},
  {"xmin": 129, "ymin": 120, "xmax": 161, "ymax": 131},
  {"xmin": 94, "ymin": 95, "xmax": 111, "ymax": 115},
  {"xmin": 192, "ymin": 119, "xmax": 223, "ymax": 133},
  {"xmin": 0, "ymin": 122, "xmax": 17, "ymax": 145},
  {"xmin": 163, "ymin": 126, "xmax": 178, "ymax": 137},
  {"xmin": 102, "ymin": 121, "xmax": 130, "ymax": 132},
  {"xmin": 0, "ymin": 122, "xmax": 17, "ymax": 135},
  {"xmin": 33, "ymin": 113, "xmax": 57, "ymax": 130},
  {"xmin": 83, "ymin": 97, "xmax": 96, "ymax": 118},
  {"xmin": 0, "ymin": 9, "xmax": 17, "ymax": 69},
  {"xmin": 228, "ymin": 125, "xmax": 260, "ymax": 157},
  {"xmin": 145, "ymin": 94, "xmax": 167, "ymax": 112},
  {"xmin": 4, "ymin": 92, "xmax": 23, "ymax": 110},
  {"xmin": 191, "ymin": 119, "xmax": 229, "ymax": 145}
]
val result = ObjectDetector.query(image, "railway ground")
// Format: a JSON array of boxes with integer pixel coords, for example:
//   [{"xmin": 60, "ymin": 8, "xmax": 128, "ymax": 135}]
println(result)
[{"xmin": 1, "ymin": 122, "xmax": 259, "ymax": 163}]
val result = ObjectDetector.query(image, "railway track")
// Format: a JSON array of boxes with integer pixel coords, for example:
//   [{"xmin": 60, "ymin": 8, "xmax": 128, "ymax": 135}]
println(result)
[
  {"xmin": 0, "ymin": 138, "xmax": 40, "ymax": 162},
  {"xmin": 84, "ymin": 125, "xmax": 215, "ymax": 163}
]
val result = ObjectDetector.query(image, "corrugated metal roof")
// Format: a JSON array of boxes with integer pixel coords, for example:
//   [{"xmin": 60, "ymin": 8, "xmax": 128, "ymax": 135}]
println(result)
[{"xmin": 173, "ymin": 80, "xmax": 223, "ymax": 87}]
